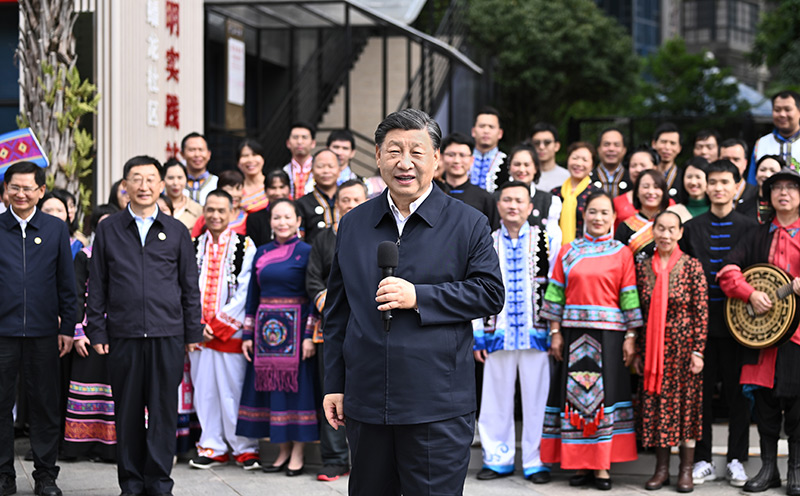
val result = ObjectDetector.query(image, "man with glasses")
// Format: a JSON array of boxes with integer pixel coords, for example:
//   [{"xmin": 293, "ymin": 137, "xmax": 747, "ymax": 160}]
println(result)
[
  {"xmin": 87, "ymin": 156, "xmax": 202, "ymax": 496},
  {"xmin": 530, "ymin": 122, "xmax": 569, "ymax": 193},
  {"xmin": 0, "ymin": 162, "xmax": 77, "ymax": 496}
]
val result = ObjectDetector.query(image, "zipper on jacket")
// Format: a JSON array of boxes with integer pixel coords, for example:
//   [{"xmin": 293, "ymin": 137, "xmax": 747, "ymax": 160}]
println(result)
[
  {"xmin": 141, "ymin": 244, "xmax": 147, "ymax": 337},
  {"xmin": 21, "ymin": 227, "xmax": 26, "ymax": 336}
]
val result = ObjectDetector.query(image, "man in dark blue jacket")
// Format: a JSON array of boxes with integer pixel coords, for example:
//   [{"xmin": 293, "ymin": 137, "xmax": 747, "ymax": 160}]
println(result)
[
  {"xmin": 86, "ymin": 156, "xmax": 202, "ymax": 496},
  {"xmin": 0, "ymin": 162, "xmax": 77, "ymax": 496},
  {"xmin": 323, "ymin": 109, "xmax": 505, "ymax": 495}
]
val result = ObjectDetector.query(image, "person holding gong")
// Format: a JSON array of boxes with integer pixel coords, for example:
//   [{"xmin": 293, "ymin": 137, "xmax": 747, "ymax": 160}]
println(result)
[{"xmin": 719, "ymin": 167, "xmax": 800, "ymax": 495}]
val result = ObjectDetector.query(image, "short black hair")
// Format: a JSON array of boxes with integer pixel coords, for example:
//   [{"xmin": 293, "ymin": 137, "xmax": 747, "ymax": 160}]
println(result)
[
  {"xmin": 38, "ymin": 192, "xmax": 72, "ymax": 233},
  {"xmin": 683, "ymin": 156, "xmax": 709, "ymax": 174},
  {"xmin": 336, "ymin": 179, "xmax": 368, "ymax": 198},
  {"xmin": 531, "ymin": 122, "xmax": 559, "ymax": 142},
  {"xmin": 375, "ymin": 108, "xmax": 441, "ymax": 151},
  {"xmin": 326, "ymin": 129, "xmax": 355, "ymax": 149},
  {"xmin": 123, "ymin": 155, "xmax": 164, "ymax": 180},
  {"xmin": 630, "ymin": 144, "xmax": 661, "ymax": 166},
  {"xmin": 288, "ymin": 121, "xmax": 316, "ymax": 140},
  {"xmin": 312, "ymin": 148, "xmax": 339, "ymax": 164},
  {"xmin": 163, "ymin": 158, "xmax": 187, "ymax": 178},
  {"xmin": 652, "ymin": 122, "xmax": 681, "ymax": 143},
  {"xmin": 265, "ymin": 169, "xmax": 290, "ymax": 190},
  {"xmin": 772, "ymin": 90, "xmax": 800, "ymax": 108},
  {"xmin": 508, "ymin": 143, "xmax": 541, "ymax": 184},
  {"xmin": 237, "ymin": 139, "xmax": 264, "ymax": 159},
  {"xmin": 440, "ymin": 132, "xmax": 475, "ymax": 152},
  {"xmin": 108, "ymin": 179, "xmax": 126, "ymax": 208},
  {"xmin": 89, "ymin": 203, "xmax": 119, "ymax": 234},
  {"xmin": 756, "ymin": 154, "xmax": 786, "ymax": 170},
  {"xmin": 584, "ymin": 190, "xmax": 616, "ymax": 213},
  {"xmin": 4, "ymin": 161, "xmax": 45, "ymax": 187},
  {"xmin": 720, "ymin": 138, "xmax": 749, "ymax": 158},
  {"xmin": 496, "ymin": 180, "xmax": 532, "ymax": 199},
  {"xmin": 706, "ymin": 159, "xmax": 741, "ymax": 183},
  {"xmin": 679, "ymin": 156, "xmax": 709, "ymax": 204},
  {"xmin": 218, "ymin": 169, "xmax": 244, "ymax": 189},
  {"xmin": 694, "ymin": 129, "xmax": 720, "ymax": 145},
  {"xmin": 180, "ymin": 132, "xmax": 207, "ymax": 153},
  {"xmin": 474, "ymin": 106, "xmax": 502, "ymax": 128},
  {"xmin": 653, "ymin": 209, "xmax": 684, "ymax": 229},
  {"xmin": 270, "ymin": 197, "xmax": 300, "ymax": 217},
  {"xmin": 632, "ymin": 169, "xmax": 670, "ymax": 211},
  {"xmin": 597, "ymin": 127, "xmax": 626, "ymax": 146},
  {"xmin": 205, "ymin": 188, "xmax": 234, "ymax": 207}
]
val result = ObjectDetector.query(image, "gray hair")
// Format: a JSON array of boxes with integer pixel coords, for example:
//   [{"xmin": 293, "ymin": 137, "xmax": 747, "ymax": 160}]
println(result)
[{"xmin": 374, "ymin": 108, "xmax": 442, "ymax": 151}]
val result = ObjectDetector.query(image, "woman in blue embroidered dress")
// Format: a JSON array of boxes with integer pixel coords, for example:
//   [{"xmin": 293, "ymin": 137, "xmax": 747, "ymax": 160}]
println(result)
[
  {"xmin": 236, "ymin": 199, "xmax": 318, "ymax": 476},
  {"xmin": 541, "ymin": 191, "xmax": 643, "ymax": 490}
]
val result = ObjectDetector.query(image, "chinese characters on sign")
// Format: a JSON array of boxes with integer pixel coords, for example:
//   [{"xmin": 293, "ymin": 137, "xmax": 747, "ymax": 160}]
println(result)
[{"xmin": 144, "ymin": 0, "xmax": 181, "ymax": 157}]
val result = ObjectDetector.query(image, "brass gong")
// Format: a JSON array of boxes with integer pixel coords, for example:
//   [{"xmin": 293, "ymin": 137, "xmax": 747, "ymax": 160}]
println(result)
[{"xmin": 725, "ymin": 264, "xmax": 799, "ymax": 349}]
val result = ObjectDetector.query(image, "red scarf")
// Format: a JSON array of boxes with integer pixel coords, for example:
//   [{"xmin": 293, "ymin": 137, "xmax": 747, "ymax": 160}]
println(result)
[{"xmin": 644, "ymin": 247, "xmax": 683, "ymax": 394}]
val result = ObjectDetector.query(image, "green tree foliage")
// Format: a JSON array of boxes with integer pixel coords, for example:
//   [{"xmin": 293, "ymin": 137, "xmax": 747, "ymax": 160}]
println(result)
[
  {"xmin": 750, "ymin": 0, "xmax": 800, "ymax": 91},
  {"xmin": 17, "ymin": 0, "xmax": 99, "ymax": 218},
  {"xmin": 467, "ymin": 0, "xmax": 639, "ymax": 141},
  {"xmin": 637, "ymin": 38, "xmax": 748, "ymax": 119}
]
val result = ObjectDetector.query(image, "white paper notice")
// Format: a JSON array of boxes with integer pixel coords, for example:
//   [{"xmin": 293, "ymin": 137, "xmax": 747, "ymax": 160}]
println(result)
[{"xmin": 227, "ymin": 38, "xmax": 245, "ymax": 106}]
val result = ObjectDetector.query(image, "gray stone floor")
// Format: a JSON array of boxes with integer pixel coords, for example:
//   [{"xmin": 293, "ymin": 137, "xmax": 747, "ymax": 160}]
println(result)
[{"xmin": 11, "ymin": 424, "xmax": 790, "ymax": 495}]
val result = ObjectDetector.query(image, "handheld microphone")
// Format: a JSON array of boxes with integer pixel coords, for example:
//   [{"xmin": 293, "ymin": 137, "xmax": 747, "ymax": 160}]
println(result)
[{"xmin": 377, "ymin": 241, "xmax": 399, "ymax": 332}]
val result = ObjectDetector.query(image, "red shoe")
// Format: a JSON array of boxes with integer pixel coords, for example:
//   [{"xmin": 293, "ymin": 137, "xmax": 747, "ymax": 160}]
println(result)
[
  {"xmin": 235, "ymin": 452, "xmax": 261, "ymax": 471},
  {"xmin": 317, "ymin": 464, "xmax": 350, "ymax": 481}
]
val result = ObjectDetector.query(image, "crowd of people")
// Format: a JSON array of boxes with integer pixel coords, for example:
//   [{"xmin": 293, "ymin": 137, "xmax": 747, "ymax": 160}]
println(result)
[{"xmin": 1, "ymin": 89, "xmax": 800, "ymax": 496}]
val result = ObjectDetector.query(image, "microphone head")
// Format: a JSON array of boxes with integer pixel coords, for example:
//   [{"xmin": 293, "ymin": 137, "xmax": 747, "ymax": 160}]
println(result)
[{"xmin": 377, "ymin": 240, "xmax": 399, "ymax": 268}]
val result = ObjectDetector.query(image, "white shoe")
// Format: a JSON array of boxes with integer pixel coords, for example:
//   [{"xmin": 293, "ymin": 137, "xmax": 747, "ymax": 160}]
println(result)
[
  {"xmin": 726, "ymin": 459, "xmax": 748, "ymax": 487},
  {"xmin": 693, "ymin": 460, "xmax": 717, "ymax": 484}
]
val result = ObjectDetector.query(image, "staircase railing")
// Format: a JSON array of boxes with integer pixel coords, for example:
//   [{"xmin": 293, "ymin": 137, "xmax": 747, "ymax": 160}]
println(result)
[
  {"xmin": 396, "ymin": 0, "xmax": 469, "ymax": 113},
  {"xmin": 258, "ymin": 27, "xmax": 369, "ymax": 169}
]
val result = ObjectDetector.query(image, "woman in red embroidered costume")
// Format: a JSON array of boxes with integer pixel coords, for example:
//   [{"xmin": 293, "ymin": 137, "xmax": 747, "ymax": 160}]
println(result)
[
  {"xmin": 635, "ymin": 211, "xmax": 708, "ymax": 492},
  {"xmin": 541, "ymin": 192, "xmax": 643, "ymax": 490}
]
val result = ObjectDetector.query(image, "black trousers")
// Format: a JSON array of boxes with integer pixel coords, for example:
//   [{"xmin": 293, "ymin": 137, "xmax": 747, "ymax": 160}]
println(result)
[
  {"xmin": 0, "ymin": 336, "xmax": 60, "ymax": 481},
  {"xmin": 316, "ymin": 342, "xmax": 349, "ymax": 466},
  {"xmin": 109, "ymin": 336, "xmax": 183, "ymax": 495},
  {"xmin": 346, "ymin": 413, "xmax": 474, "ymax": 496},
  {"xmin": 753, "ymin": 388, "xmax": 800, "ymax": 448},
  {"xmin": 696, "ymin": 336, "xmax": 751, "ymax": 463}
]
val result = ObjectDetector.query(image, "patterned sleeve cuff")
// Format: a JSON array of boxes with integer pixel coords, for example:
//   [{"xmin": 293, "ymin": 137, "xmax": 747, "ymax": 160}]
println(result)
[
  {"xmin": 540, "ymin": 300, "xmax": 564, "ymax": 322},
  {"xmin": 304, "ymin": 314, "xmax": 319, "ymax": 340},
  {"xmin": 242, "ymin": 315, "xmax": 255, "ymax": 341},
  {"xmin": 74, "ymin": 324, "xmax": 86, "ymax": 339},
  {"xmin": 623, "ymin": 308, "xmax": 644, "ymax": 329}
]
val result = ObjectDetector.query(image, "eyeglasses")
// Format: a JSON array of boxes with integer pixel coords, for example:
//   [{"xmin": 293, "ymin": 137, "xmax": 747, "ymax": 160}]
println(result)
[
  {"xmin": 532, "ymin": 140, "xmax": 554, "ymax": 147},
  {"xmin": 126, "ymin": 176, "xmax": 160, "ymax": 187},
  {"xmin": 773, "ymin": 183, "xmax": 800, "ymax": 192},
  {"xmin": 443, "ymin": 152, "xmax": 472, "ymax": 159},
  {"xmin": 7, "ymin": 184, "xmax": 42, "ymax": 194}
]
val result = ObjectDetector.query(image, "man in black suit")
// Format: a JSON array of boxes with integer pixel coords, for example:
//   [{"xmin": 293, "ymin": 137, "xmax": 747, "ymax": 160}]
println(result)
[
  {"xmin": 323, "ymin": 109, "xmax": 505, "ymax": 495},
  {"xmin": 86, "ymin": 156, "xmax": 202, "ymax": 496},
  {"xmin": 0, "ymin": 162, "xmax": 77, "ymax": 496}
]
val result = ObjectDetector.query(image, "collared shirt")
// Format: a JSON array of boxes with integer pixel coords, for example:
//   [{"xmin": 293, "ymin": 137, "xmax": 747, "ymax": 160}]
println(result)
[
  {"xmin": 471, "ymin": 147, "xmax": 500, "ymax": 190},
  {"xmin": 128, "ymin": 204, "xmax": 158, "ymax": 246},
  {"xmin": 9, "ymin": 206, "xmax": 36, "ymax": 237},
  {"xmin": 387, "ymin": 183, "xmax": 434, "ymax": 236}
]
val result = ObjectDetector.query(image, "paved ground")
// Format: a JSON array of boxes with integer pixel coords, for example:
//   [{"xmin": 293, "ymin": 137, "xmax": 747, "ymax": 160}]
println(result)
[{"xmin": 10, "ymin": 424, "xmax": 792, "ymax": 496}]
